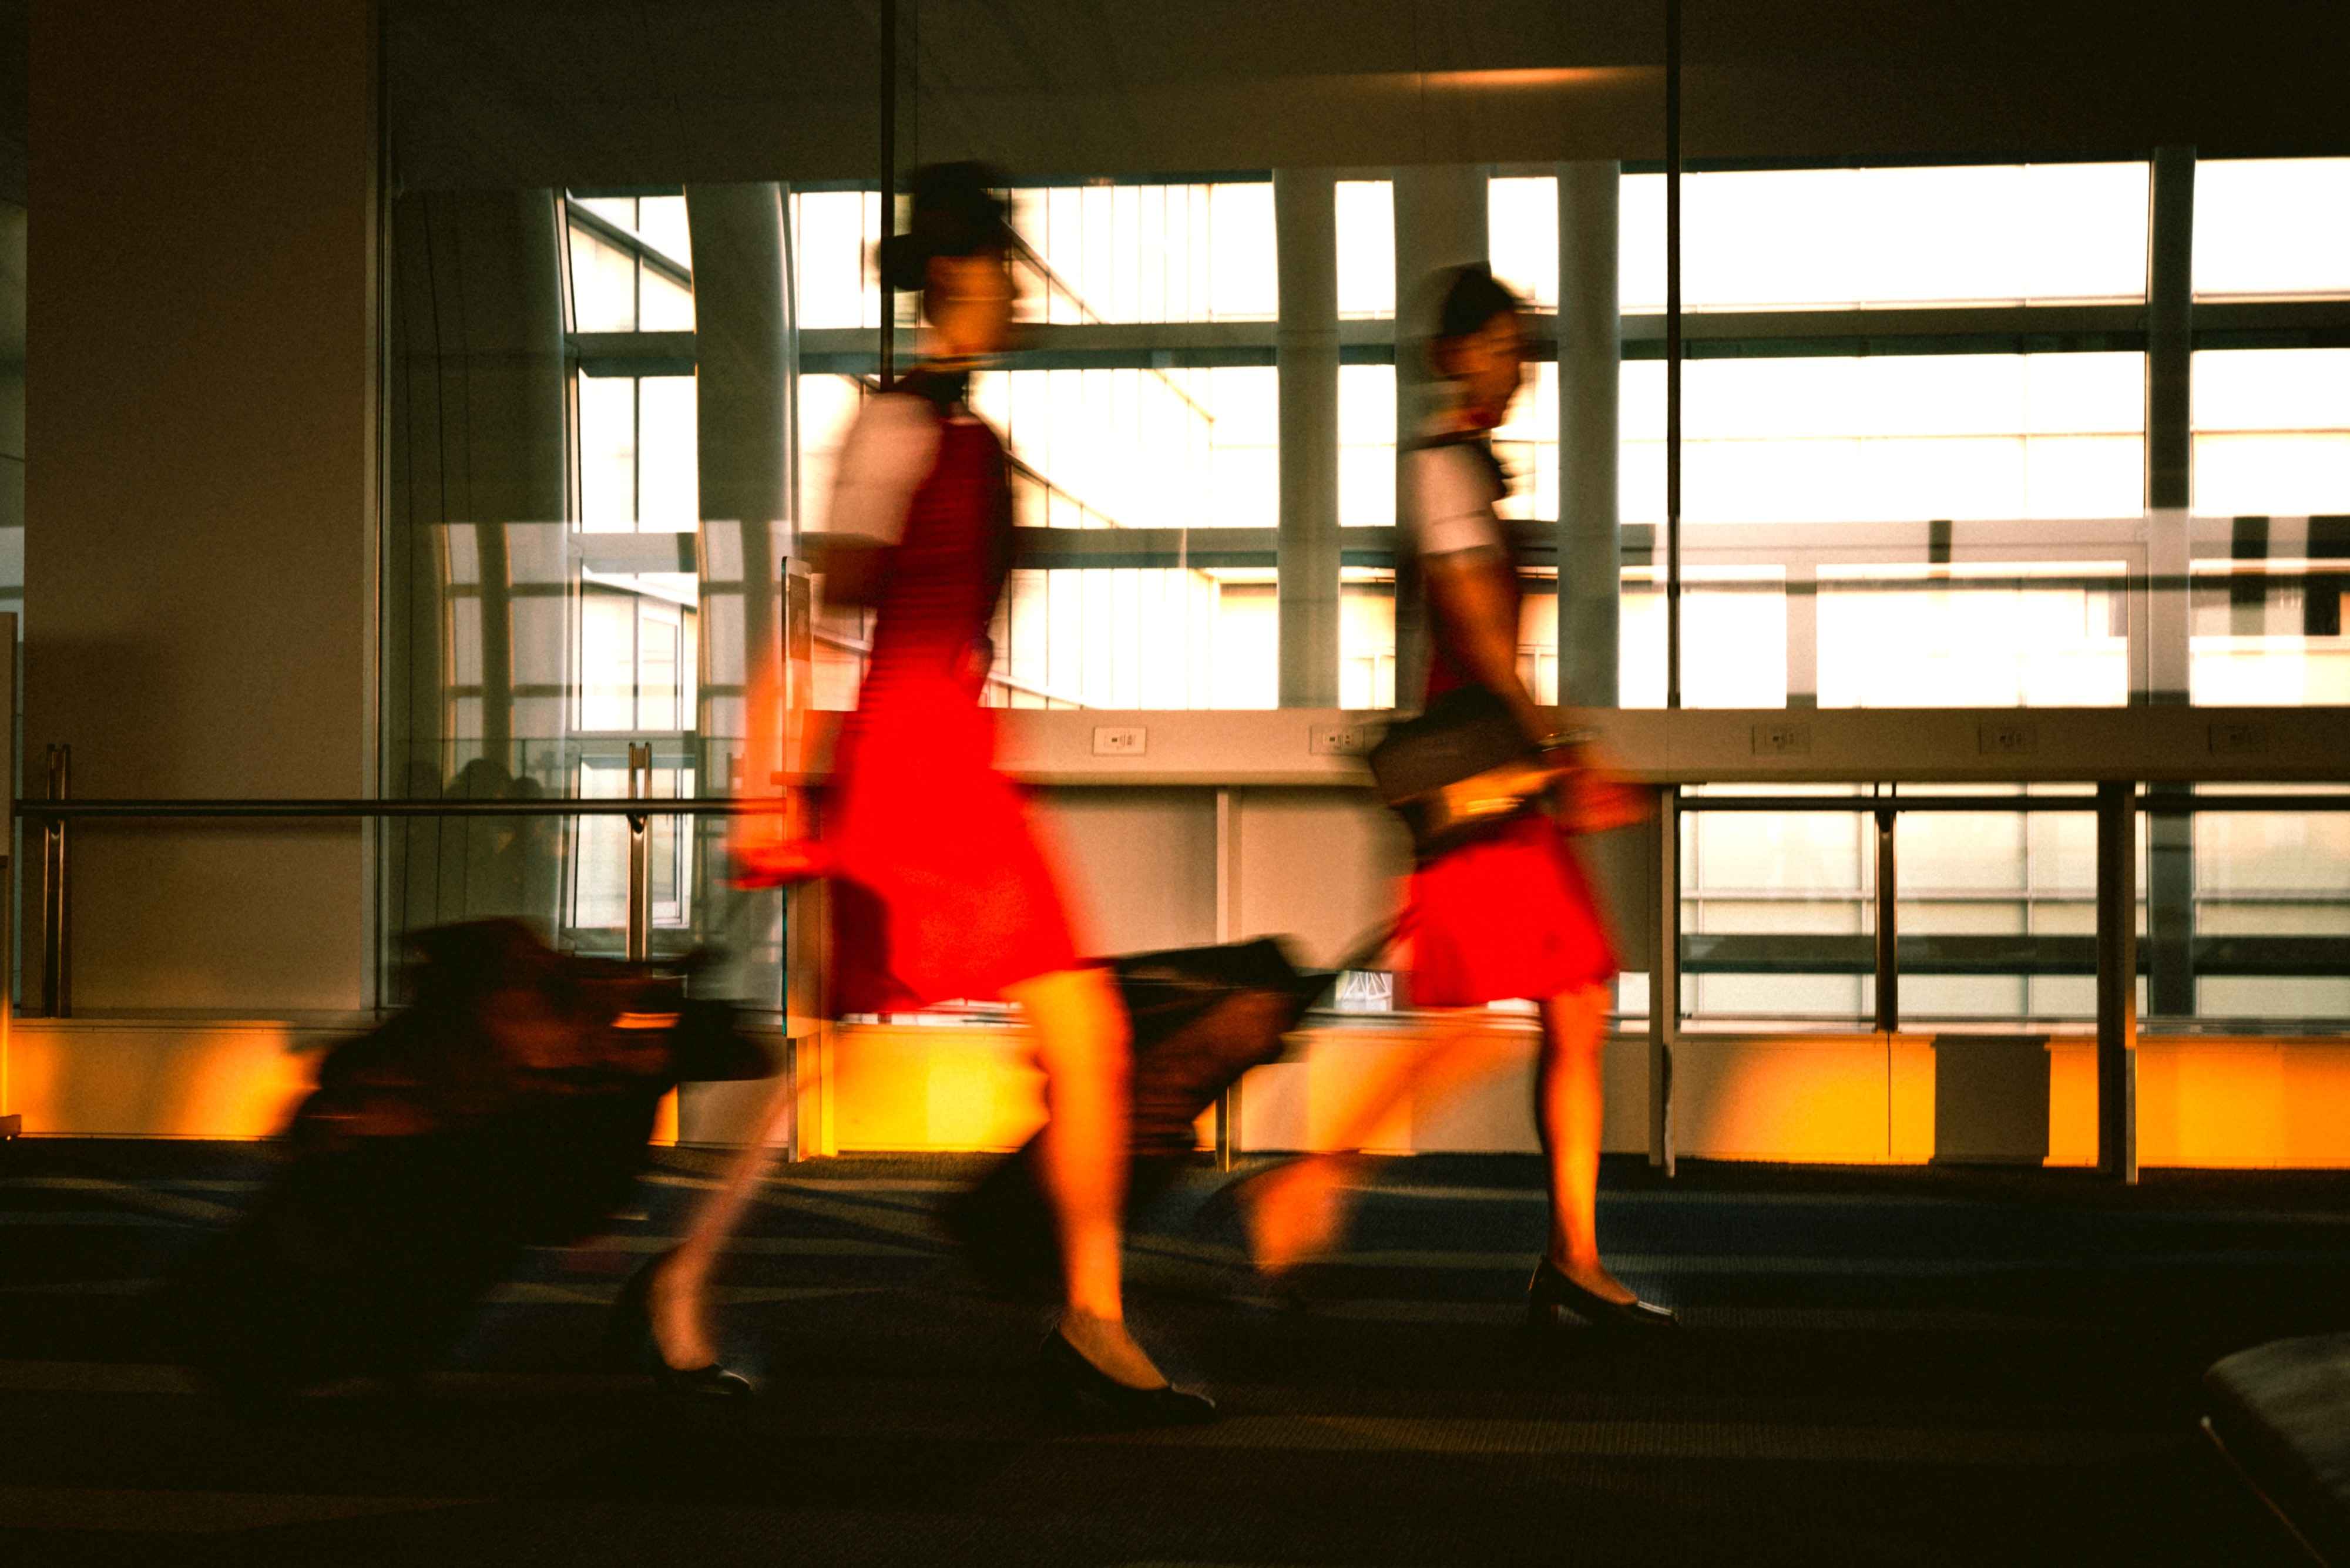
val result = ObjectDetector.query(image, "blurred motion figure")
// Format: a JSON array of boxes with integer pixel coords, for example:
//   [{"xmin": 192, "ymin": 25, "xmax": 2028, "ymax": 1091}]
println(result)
[
  {"xmin": 159, "ymin": 919, "xmax": 774, "ymax": 1407},
  {"xmin": 717, "ymin": 162, "xmax": 1213, "ymax": 1425},
  {"xmin": 1233, "ymin": 266, "xmax": 1675, "ymax": 1334}
]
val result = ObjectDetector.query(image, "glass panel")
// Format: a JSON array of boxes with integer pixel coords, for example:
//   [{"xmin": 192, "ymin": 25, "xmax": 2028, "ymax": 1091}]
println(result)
[
  {"xmin": 1207, "ymin": 182, "xmax": 1277, "ymax": 321},
  {"xmin": 1818, "ymin": 563, "xmax": 2130, "ymax": 709},
  {"xmin": 1621, "ymin": 353, "xmax": 2144, "ymax": 524},
  {"xmin": 1682, "ymin": 790, "xmax": 1875, "ymax": 1026},
  {"xmin": 969, "ymin": 365, "xmax": 1278, "ymax": 530},
  {"xmin": 1491, "ymin": 360, "xmax": 1557, "ymax": 523},
  {"xmin": 2193, "ymin": 159, "xmax": 2350, "ymax": 300},
  {"xmin": 573, "ymin": 195, "xmax": 636, "ymax": 231},
  {"xmin": 1338, "ymin": 363, "xmax": 1395, "ymax": 528},
  {"xmin": 2192, "ymin": 348, "xmax": 2350, "ymax": 518},
  {"xmin": 790, "ymin": 187, "xmax": 884, "ymax": 329},
  {"xmin": 989, "ymin": 565, "xmax": 1273, "ymax": 710},
  {"xmin": 1620, "ymin": 163, "xmax": 2150, "ymax": 311},
  {"xmin": 575, "ymin": 372, "xmax": 635, "ymax": 529},
  {"xmin": 568, "ymin": 221, "xmax": 637, "ymax": 331},
  {"xmin": 1340, "ymin": 570, "xmax": 1395, "ymax": 710},
  {"xmin": 1896, "ymin": 791, "xmax": 2098, "ymax": 1022},
  {"xmin": 639, "ymin": 266, "xmax": 695, "ymax": 331},
  {"xmin": 1335, "ymin": 179, "xmax": 1395, "ymax": 319},
  {"xmin": 1004, "ymin": 180, "xmax": 1274, "ymax": 324},
  {"xmin": 635, "ymin": 195, "xmax": 691, "ymax": 267},
  {"xmin": 1487, "ymin": 176, "xmax": 1558, "ymax": 310},
  {"xmin": 2188, "ymin": 793, "xmax": 2350, "ymax": 1027},
  {"xmin": 636, "ymin": 375, "xmax": 698, "ymax": 529},
  {"xmin": 2188, "ymin": 512, "xmax": 2350, "ymax": 706},
  {"xmin": 382, "ymin": 521, "xmax": 777, "ymax": 994},
  {"xmin": 795, "ymin": 372, "xmax": 867, "ymax": 528}
]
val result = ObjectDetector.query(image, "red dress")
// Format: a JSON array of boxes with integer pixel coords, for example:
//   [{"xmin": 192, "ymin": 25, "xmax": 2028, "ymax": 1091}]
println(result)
[
  {"xmin": 824, "ymin": 379, "xmax": 1082, "ymax": 1014},
  {"xmin": 1403, "ymin": 437, "xmax": 1619, "ymax": 1008}
]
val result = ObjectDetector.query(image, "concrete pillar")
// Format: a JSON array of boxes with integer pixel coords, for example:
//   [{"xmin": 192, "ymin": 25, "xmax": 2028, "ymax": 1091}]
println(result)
[
  {"xmin": 1274, "ymin": 169, "xmax": 1340, "ymax": 709},
  {"xmin": 686, "ymin": 183, "xmax": 791, "ymax": 752},
  {"xmin": 28, "ymin": 0, "xmax": 379, "ymax": 1010},
  {"xmin": 1556, "ymin": 162, "xmax": 1621, "ymax": 708},
  {"xmin": 685, "ymin": 184, "xmax": 793, "ymax": 1013},
  {"xmin": 1391, "ymin": 166, "xmax": 1489, "ymax": 707}
]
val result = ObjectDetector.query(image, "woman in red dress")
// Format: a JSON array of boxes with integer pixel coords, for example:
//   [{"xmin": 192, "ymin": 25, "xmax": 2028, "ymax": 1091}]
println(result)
[
  {"xmin": 1238, "ymin": 266, "xmax": 1673, "ymax": 1332},
  {"xmin": 661, "ymin": 164, "xmax": 1211, "ymax": 1423}
]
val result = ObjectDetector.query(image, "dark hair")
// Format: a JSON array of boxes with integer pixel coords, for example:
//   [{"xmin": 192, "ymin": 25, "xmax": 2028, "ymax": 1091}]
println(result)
[
  {"xmin": 875, "ymin": 161, "xmax": 1012, "ymax": 294},
  {"xmin": 1420, "ymin": 263, "xmax": 1524, "ymax": 377}
]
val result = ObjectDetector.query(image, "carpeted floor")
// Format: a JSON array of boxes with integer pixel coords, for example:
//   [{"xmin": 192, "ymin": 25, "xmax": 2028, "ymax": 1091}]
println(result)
[{"xmin": 3, "ymin": 1139, "xmax": 2341, "ymax": 1566}]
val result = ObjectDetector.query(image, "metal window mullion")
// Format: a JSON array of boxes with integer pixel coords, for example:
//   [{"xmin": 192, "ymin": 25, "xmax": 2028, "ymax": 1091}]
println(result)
[
  {"xmin": 2096, "ymin": 780, "xmax": 2140, "ymax": 1182},
  {"xmin": 1650, "ymin": 784, "xmax": 1680, "ymax": 1172}
]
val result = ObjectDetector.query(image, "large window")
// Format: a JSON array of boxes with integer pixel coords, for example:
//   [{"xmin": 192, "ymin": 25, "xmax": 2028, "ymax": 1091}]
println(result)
[
  {"xmin": 2191, "ymin": 348, "xmax": 2350, "ymax": 518},
  {"xmin": 1335, "ymin": 180, "xmax": 1395, "ymax": 320},
  {"xmin": 575, "ymin": 371, "xmax": 698, "ymax": 530},
  {"xmin": 976, "ymin": 367, "xmax": 1278, "ymax": 530},
  {"xmin": 1009, "ymin": 181, "xmax": 1276, "ymax": 324},
  {"xmin": 2193, "ymin": 159, "xmax": 2350, "ymax": 301},
  {"xmin": 1619, "ymin": 163, "xmax": 2150, "ymax": 311},
  {"xmin": 1621, "ymin": 352, "xmax": 2145, "ymax": 525},
  {"xmin": 568, "ymin": 193, "xmax": 693, "ymax": 332}
]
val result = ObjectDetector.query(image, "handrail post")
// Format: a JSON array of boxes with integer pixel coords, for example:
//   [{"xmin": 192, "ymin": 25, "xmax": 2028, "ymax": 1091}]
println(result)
[
  {"xmin": 42, "ymin": 744, "xmax": 69, "ymax": 1018},
  {"xmin": 2096, "ymin": 780, "xmax": 2139, "ymax": 1182},
  {"xmin": 1874, "ymin": 801, "xmax": 1898, "ymax": 1036},
  {"xmin": 626, "ymin": 743, "xmax": 652, "ymax": 962},
  {"xmin": 1649, "ymin": 785, "xmax": 1680, "ymax": 1174}
]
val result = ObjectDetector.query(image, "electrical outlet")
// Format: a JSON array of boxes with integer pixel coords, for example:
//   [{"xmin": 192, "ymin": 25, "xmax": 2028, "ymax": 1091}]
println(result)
[
  {"xmin": 1750, "ymin": 721, "xmax": 1812, "ymax": 758},
  {"xmin": 1309, "ymin": 722, "xmax": 1373, "ymax": 757},
  {"xmin": 1092, "ymin": 725, "xmax": 1147, "ymax": 757},
  {"xmin": 1979, "ymin": 720, "xmax": 2037, "ymax": 756},
  {"xmin": 2208, "ymin": 720, "xmax": 2267, "ymax": 756}
]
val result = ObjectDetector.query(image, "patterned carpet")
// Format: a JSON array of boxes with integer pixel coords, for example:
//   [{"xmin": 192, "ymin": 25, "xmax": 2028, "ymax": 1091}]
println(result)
[{"xmin": 3, "ymin": 1139, "xmax": 2340, "ymax": 1566}]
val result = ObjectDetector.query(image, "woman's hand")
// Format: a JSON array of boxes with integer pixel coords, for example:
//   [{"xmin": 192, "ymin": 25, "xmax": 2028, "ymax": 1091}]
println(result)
[{"xmin": 731, "ymin": 788, "xmax": 831, "ymax": 888}]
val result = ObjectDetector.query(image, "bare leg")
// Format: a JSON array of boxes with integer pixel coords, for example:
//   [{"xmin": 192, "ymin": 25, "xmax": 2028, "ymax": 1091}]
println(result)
[
  {"xmin": 1005, "ymin": 964, "xmax": 1166, "ymax": 1390},
  {"xmin": 1535, "ymin": 985, "xmax": 1634, "ymax": 1304},
  {"xmin": 1244, "ymin": 1012, "xmax": 1502, "ymax": 1275},
  {"xmin": 647, "ymin": 1072, "xmax": 798, "ymax": 1369}
]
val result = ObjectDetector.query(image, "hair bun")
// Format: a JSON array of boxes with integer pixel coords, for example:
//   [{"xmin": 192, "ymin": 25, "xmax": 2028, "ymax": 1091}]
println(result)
[
  {"xmin": 876, "ymin": 161, "xmax": 1011, "ymax": 292},
  {"xmin": 876, "ymin": 230, "xmax": 932, "ymax": 293}
]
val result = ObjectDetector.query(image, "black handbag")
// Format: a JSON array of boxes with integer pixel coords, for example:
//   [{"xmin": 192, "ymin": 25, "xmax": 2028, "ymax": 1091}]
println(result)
[{"xmin": 1366, "ymin": 684, "xmax": 1555, "ymax": 856}]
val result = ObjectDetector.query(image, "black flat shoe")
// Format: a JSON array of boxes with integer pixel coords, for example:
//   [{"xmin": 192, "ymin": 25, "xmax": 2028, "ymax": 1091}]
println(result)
[
  {"xmin": 1526, "ymin": 1258, "xmax": 1678, "ymax": 1333},
  {"xmin": 609, "ymin": 1251, "xmax": 756, "ymax": 1398},
  {"xmin": 1035, "ymin": 1329, "xmax": 1218, "ymax": 1429}
]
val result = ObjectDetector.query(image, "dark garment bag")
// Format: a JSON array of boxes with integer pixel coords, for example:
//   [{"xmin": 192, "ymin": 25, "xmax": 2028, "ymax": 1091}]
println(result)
[{"xmin": 942, "ymin": 936, "xmax": 1339, "ymax": 1295}]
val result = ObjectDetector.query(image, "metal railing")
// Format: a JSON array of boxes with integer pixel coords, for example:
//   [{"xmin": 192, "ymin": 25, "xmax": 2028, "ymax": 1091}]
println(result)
[
  {"xmin": 18, "ymin": 743, "xmax": 779, "ymax": 1019},
  {"xmin": 1667, "ymin": 784, "xmax": 2350, "ymax": 1181},
  {"xmin": 16, "ymin": 763, "xmax": 2350, "ymax": 1181}
]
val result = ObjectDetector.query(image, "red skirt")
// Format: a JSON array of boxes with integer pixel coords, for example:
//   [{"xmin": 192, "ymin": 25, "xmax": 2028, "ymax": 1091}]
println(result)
[
  {"xmin": 824, "ymin": 680, "xmax": 1081, "ymax": 1014},
  {"xmin": 1405, "ymin": 810, "xmax": 1619, "ymax": 1008}
]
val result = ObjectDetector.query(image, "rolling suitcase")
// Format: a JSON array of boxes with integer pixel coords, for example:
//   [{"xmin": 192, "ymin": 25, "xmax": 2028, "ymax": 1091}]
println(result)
[
  {"xmin": 158, "ymin": 921, "xmax": 773, "ymax": 1404},
  {"xmin": 942, "ymin": 930, "xmax": 1388, "ymax": 1295}
]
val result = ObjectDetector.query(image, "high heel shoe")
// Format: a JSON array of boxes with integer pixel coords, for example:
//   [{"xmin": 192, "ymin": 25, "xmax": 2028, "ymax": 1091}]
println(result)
[
  {"xmin": 1035, "ymin": 1329, "xmax": 1218, "ymax": 1429},
  {"xmin": 609, "ymin": 1251, "xmax": 756, "ymax": 1397},
  {"xmin": 1525, "ymin": 1257, "xmax": 1678, "ymax": 1333}
]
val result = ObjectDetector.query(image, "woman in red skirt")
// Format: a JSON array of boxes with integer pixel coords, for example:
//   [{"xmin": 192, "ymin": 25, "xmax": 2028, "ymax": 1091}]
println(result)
[
  {"xmin": 668, "ymin": 164, "xmax": 1211, "ymax": 1423},
  {"xmin": 1238, "ymin": 266, "xmax": 1673, "ymax": 1332}
]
